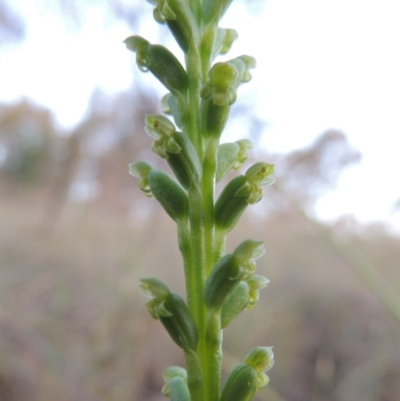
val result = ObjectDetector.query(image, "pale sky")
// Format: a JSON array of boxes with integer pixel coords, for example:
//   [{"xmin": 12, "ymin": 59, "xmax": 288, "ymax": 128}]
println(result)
[{"xmin": 1, "ymin": 0, "xmax": 400, "ymax": 231}]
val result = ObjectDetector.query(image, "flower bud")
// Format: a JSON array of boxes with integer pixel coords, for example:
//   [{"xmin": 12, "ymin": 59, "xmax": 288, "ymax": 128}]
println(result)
[
  {"xmin": 204, "ymin": 254, "xmax": 239, "ymax": 310},
  {"xmin": 201, "ymin": 62, "xmax": 238, "ymax": 106},
  {"xmin": 140, "ymin": 278, "xmax": 198, "ymax": 351},
  {"xmin": 215, "ymin": 161, "xmax": 275, "ymax": 232},
  {"xmin": 147, "ymin": 169, "xmax": 188, "ymax": 222},
  {"xmin": 220, "ymin": 347, "xmax": 274, "ymax": 401},
  {"xmin": 204, "ymin": 240, "xmax": 265, "ymax": 310},
  {"xmin": 165, "ymin": 377, "xmax": 190, "ymax": 401},
  {"xmin": 129, "ymin": 161, "xmax": 154, "ymax": 197},
  {"xmin": 200, "ymin": 56, "xmax": 256, "ymax": 138},
  {"xmin": 214, "ymin": 175, "xmax": 249, "ymax": 232},
  {"xmin": 162, "ymin": 366, "xmax": 190, "ymax": 401},
  {"xmin": 124, "ymin": 36, "xmax": 188, "ymax": 94},
  {"xmin": 245, "ymin": 346, "xmax": 275, "ymax": 389},
  {"xmin": 219, "ymin": 363, "xmax": 257, "ymax": 401},
  {"xmin": 245, "ymin": 346, "xmax": 275, "ymax": 373},
  {"xmin": 161, "ymin": 292, "xmax": 198, "ymax": 351}
]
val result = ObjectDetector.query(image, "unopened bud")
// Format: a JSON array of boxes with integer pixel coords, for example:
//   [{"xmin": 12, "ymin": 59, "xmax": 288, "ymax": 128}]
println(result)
[
  {"xmin": 147, "ymin": 169, "xmax": 188, "ymax": 222},
  {"xmin": 220, "ymin": 363, "xmax": 257, "ymax": 401}
]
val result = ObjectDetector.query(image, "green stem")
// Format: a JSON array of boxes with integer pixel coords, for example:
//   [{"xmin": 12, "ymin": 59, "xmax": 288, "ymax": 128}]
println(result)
[
  {"xmin": 204, "ymin": 310, "xmax": 222, "ymax": 400},
  {"xmin": 184, "ymin": 349, "xmax": 203, "ymax": 401},
  {"xmin": 202, "ymin": 139, "xmax": 220, "ymax": 400},
  {"xmin": 187, "ymin": 184, "xmax": 207, "ymax": 401},
  {"xmin": 184, "ymin": 26, "xmax": 222, "ymax": 401}
]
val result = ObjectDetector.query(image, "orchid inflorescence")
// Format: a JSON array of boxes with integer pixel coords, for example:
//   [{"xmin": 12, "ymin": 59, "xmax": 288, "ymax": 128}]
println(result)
[{"xmin": 126, "ymin": 1, "xmax": 275, "ymax": 400}]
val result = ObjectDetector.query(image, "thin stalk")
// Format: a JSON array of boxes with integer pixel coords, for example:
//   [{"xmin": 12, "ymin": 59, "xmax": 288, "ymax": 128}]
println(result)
[
  {"xmin": 185, "ymin": 23, "xmax": 222, "ymax": 401},
  {"xmin": 203, "ymin": 141, "xmax": 220, "ymax": 399}
]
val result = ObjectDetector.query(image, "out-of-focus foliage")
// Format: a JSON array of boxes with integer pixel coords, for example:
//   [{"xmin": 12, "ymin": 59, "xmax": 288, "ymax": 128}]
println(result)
[{"xmin": 0, "ymin": 99, "xmax": 55, "ymax": 184}]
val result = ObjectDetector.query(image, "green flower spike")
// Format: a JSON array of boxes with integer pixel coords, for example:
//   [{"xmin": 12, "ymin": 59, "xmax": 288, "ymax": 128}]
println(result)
[
  {"xmin": 140, "ymin": 278, "xmax": 198, "ymax": 351},
  {"xmin": 162, "ymin": 366, "xmax": 190, "ymax": 401},
  {"xmin": 204, "ymin": 240, "xmax": 265, "ymax": 310},
  {"xmin": 126, "ymin": 0, "xmax": 275, "ymax": 398}
]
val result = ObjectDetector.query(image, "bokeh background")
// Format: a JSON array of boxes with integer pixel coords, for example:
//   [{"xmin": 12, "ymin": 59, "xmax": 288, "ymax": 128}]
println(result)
[{"xmin": 1, "ymin": 1, "xmax": 400, "ymax": 401}]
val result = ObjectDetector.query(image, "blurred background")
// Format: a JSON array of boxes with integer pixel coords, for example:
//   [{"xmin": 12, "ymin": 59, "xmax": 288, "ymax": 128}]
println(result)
[{"xmin": 1, "ymin": 0, "xmax": 400, "ymax": 400}]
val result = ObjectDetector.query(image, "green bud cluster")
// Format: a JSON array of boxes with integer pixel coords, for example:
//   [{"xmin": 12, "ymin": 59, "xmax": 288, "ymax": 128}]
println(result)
[{"xmin": 125, "ymin": 1, "xmax": 275, "ymax": 400}]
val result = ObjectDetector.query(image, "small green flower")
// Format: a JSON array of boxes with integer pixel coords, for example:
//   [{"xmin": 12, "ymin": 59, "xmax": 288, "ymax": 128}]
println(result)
[
  {"xmin": 128, "ymin": 161, "xmax": 154, "ymax": 197},
  {"xmin": 140, "ymin": 278, "xmax": 198, "ymax": 351},
  {"xmin": 124, "ymin": 35, "xmax": 188, "ymax": 93},
  {"xmin": 204, "ymin": 240, "xmax": 265, "ymax": 310}
]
